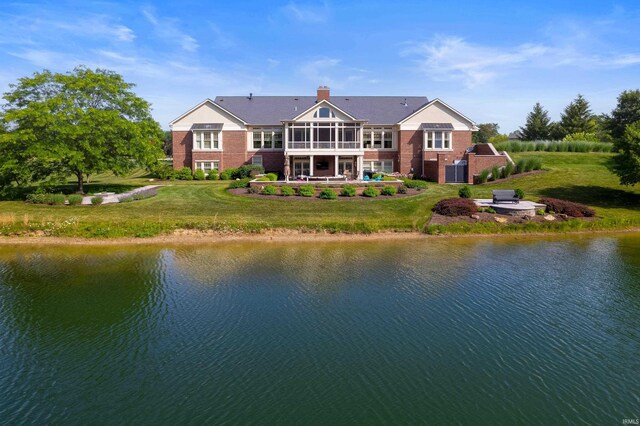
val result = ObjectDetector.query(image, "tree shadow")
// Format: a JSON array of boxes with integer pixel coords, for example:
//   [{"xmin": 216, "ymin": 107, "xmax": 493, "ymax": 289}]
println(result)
[{"xmin": 539, "ymin": 185, "xmax": 640, "ymax": 210}]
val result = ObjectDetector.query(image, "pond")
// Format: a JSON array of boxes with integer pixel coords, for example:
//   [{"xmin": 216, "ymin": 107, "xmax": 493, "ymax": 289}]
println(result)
[{"xmin": 0, "ymin": 235, "xmax": 639, "ymax": 424}]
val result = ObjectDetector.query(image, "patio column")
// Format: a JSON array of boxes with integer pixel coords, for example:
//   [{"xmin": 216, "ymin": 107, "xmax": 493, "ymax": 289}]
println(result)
[
  {"xmin": 335, "ymin": 154, "xmax": 339, "ymax": 177},
  {"xmin": 357, "ymin": 156, "xmax": 364, "ymax": 180},
  {"xmin": 309, "ymin": 155, "xmax": 314, "ymax": 177}
]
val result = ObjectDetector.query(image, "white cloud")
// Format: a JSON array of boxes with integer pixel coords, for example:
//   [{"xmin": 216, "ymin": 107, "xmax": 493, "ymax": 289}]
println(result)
[
  {"xmin": 282, "ymin": 2, "xmax": 329, "ymax": 24},
  {"xmin": 142, "ymin": 7, "xmax": 198, "ymax": 52},
  {"xmin": 403, "ymin": 35, "xmax": 640, "ymax": 88}
]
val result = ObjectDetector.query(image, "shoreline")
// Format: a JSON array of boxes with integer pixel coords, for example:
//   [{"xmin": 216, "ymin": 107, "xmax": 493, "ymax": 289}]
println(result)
[{"xmin": 1, "ymin": 227, "xmax": 639, "ymax": 246}]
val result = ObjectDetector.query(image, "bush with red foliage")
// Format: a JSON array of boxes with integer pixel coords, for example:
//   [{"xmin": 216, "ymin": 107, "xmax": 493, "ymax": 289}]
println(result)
[
  {"xmin": 433, "ymin": 198, "xmax": 478, "ymax": 217},
  {"xmin": 539, "ymin": 197, "xmax": 595, "ymax": 217}
]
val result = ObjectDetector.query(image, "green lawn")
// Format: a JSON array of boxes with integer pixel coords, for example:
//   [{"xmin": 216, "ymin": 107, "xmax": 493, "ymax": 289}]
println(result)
[{"xmin": 0, "ymin": 152, "xmax": 638, "ymax": 238}]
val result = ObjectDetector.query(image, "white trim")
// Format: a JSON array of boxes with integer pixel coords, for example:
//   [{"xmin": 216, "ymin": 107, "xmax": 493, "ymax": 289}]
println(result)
[
  {"xmin": 248, "ymin": 127, "xmax": 284, "ymax": 151},
  {"xmin": 398, "ymin": 98, "xmax": 477, "ymax": 129},
  {"xmin": 289, "ymin": 99, "xmax": 359, "ymax": 122},
  {"xmin": 169, "ymin": 98, "xmax": 247, "ymax": 126},
  {"xmin": 192, "ymin": 129, "xmax": 223, "ymax": 151},
  {"xmin": 195, "ymin": 160, "xmax": 220, "ymax": 174},
  {"xmin": 423, "ymin": 130, "xmax": 453, "ymax": 151},
  {"xmin": 362, "ymin": 127, "xmax": 396, "ymax": 151}
]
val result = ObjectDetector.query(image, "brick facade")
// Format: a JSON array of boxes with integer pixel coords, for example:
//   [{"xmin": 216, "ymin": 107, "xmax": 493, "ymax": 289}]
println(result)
[{"xmin": 398, "ymin": 131, "xmax": 423, "ymax": 175}]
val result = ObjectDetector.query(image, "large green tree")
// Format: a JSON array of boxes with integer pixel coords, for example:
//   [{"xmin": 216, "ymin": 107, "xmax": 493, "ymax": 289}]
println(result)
[
  {"xmin": 0, "ymin": 66, "xmax": 164, "ymax": 192},
  {"xmin": 472, "ymin": 123, "xmax": 499, "ymax": 144},
  {"xmin": 559, "ymin": 94, "xmax": 597, "ymax": 137},
  {"xmin": 612, "ymin": 121, "xmax": 640, "ymax": 185},
  {"xmin": 519, "ymin": 102, "xmax": 552, "ymax": 140},
  {"xmin": 608, "ymin": 89, "xmax": 640, "ymax": 140}
]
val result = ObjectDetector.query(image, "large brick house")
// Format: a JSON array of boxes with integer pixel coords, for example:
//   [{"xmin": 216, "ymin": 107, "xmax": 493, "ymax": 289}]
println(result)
[{"xmin": 170, "ymin": 86, "xmax": 509, "ymax": 183}]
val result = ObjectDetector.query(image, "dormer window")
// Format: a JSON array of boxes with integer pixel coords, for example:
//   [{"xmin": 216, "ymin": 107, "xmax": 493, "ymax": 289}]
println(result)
[{"xmin": 314, "ymin": 107, "xmax": 335, "ymax": 118}]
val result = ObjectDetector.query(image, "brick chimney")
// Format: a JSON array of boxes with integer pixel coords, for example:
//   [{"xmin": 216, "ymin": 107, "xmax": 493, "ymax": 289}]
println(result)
[{"xmin": 317, "ymin": 85, "xmax": 330, "ymax": 101}]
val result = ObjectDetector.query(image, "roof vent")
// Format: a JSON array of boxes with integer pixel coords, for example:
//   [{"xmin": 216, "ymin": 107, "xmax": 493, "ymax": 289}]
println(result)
[
  {"xmin": 403, "ymin": 98, "xmax": 408, "ymax": 107},
  {"xmin": 249, "ymin": 93, "xmax": 253, "ymax": 100}
]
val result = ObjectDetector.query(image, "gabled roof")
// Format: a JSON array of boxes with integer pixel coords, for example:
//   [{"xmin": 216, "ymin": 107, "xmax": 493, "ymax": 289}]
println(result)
[
  {"xmin": 398, "ymin": 98, "xmax": 477, "ymax": 128},
  {"xmin": 169, "ymin": 98, "xmax": 247, "ymax": 126},
  {"xmin": 290, "ymin": 99, "xmax": 360, "ymax": 121},
  {"xmin": 212, "ymin": 96, "xmax": 429, "ymax": 125}
]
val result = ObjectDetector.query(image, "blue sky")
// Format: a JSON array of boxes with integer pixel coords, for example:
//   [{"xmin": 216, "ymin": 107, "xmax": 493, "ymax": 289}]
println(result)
[{"xmin": 1, "ymin": 1, "xmax": 639, "ymax": 132}]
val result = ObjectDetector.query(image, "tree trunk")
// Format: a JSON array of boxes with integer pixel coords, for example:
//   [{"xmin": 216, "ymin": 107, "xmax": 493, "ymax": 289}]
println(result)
[{"xmin": 76, "ymin": 171, "xmax": 84, "ymax": 194}]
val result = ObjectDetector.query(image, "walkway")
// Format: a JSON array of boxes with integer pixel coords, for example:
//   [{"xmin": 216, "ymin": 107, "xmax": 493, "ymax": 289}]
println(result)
[{"xmin": 81, "ymin": 185, "xmax": 163, "ymax": 205}]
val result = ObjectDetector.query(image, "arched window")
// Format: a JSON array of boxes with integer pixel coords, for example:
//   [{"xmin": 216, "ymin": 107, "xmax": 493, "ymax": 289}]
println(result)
[{"xmin": 313, "ymin": 107, "xmax": 335, "ymax": 118}]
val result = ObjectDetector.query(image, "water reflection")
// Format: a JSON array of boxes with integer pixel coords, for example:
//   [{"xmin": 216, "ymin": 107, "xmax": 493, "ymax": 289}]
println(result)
[{"xmin": 0, "ymin": 235, "xmax": 638, "ymax": 424}]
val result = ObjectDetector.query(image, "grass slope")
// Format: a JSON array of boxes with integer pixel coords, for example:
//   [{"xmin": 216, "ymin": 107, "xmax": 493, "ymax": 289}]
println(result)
[{"xmin": 0, "ymin": 152, "xmax": 638, "ymax": 238}]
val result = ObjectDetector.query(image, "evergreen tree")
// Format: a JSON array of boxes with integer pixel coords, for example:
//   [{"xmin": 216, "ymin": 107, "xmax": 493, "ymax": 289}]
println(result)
[
  {"xmin": 519, "ymin": 103, "xmax": 552, "ymax": 140},
  {"xmin": 608, "ymin": 90, "xmax": 640, "ymax": 140},
  {"xmin": 559, "ymin": 94, "xmax": 596, "ymax": 137},
  {"xmin": 612, "ymin": 121, "xmax": 640, "ymax": 185},
  {"xmin": 472, "ymin": 123, "xmax": 499, "ymax": 144}
]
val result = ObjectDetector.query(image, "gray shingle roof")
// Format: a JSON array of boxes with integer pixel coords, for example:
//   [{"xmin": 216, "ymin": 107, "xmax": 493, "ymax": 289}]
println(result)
[{"xmin": 213, "ymin": 96, "xmax": 429, "ymax": 125}]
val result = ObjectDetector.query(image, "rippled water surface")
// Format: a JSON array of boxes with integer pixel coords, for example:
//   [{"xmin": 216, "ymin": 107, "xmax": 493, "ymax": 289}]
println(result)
[{"xmin": 1, "ymin": 235, "xmax": 639, "ymax": 424}]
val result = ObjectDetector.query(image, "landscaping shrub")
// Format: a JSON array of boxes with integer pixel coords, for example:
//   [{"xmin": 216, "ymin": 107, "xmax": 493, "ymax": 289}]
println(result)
[
  {"xmin": 514, "ymin": 188, "xmax": 525, "ymax": 199},
  {"xmin": 207, "ymin": 170, "xmax": 219, "ymax": 180},
  {"xmin": 255, "ymin": 177, "xmax": 270, "ymax": 181},
  {"xmin": 177, "ymin": 167, "xmax": 193, "ymax": 180},
  {"xmin": 485, "ymin": 207, "xmax": 496, "ymax": 214},
  {"xmin": 397, "ymin": 184, "xmax": 407, "ymax": 194},
  {"xmin": 91, "ymin": 196, "xmax": 103, "ymax": 205},
  {"xmin": 382, "ymin": 176, "xmax": 396, "ymax": 181},
  {"xmin": 319, "ymin": 188, "xmax": 337, "ymax": 199},
  {"xmin": 51, "ymin": 193, "xmax": 66, "ymax": 205},
  {"xmin": 261, "ymin": 185, "xmax": 277, "ymax": 195},
  {"xmin": 490, "ymin": 166, "xmax": 500, "ymax": 181},
  {"xmin": 477, "ymin": 169, "xmax": 490, "ymax": 184},
  {"xmin": 152, "ymin": 163, "xmax": 175, "ymax": 180},
  {"xmin": 237, "ymin": 164, "xmax": 264, "ymax": 178},
  {"xmin": 381, "ymin": 186, "xmax": 397, "ymax": 196},
  {"xmin": 401, "ymin": 179, "xmax": 427, "ymax": 190},
  {"xmin": 515, "ymin": 159, "xmax": 527, "ymax": 174},
  {"xmin": 220, "ymin": 168, "xmax": 239, "ymax": 180},
  {"xmin": 432, "ymin": 198, "xmax": 478, "ymax": 217},
  {"xmin": 493, "ymin": 140, "xmax": 614, "ymax": 154},
  {"xmin": 67, "ymin": 194, "xmax": 83, "ymax": 205},
  {"xmin": 247, "ymin": 185, "xmax": 260, "ymax": 194},
  {"xmin": 362, "ymin": 186, "xmax": 380, "ymax": 197},
  {"xmin": 458, "ymin": 185, "xmax": 472, "ymax": 198},
  {"xmin": 298, "ymin": 184, "xmax": 315, "ymax": 197},
  {"xmin": 372, "ymin": 173, "xmax": 383, "ymax": 180},
  {"xmin": 280, "ymin": 185, "xmax": 295, "ymax": 196},
  {"xmin": 266, "ymin": 173, "xmax": 278, "ymax": 181},
  {"xmin": 503, "ymin": 161, "xmax": 514, "ymax": 178},
  {"xmin": 340, "ymin": 184, "xmax": 357, "ymax": 197},
  {"xmin": 26, "ymin": 192, "xmax": 49, "ymax": 204},
  {"xmin": 539, "ymin": 197, "xmax": 595, "ymax": 217},
  {"xmin": 194, "ymin": 169, "xmax": 206, "ymax": 180},
  {"xmin": 228, "ymin": 178, "xmax": 251, "ymax": 189}
]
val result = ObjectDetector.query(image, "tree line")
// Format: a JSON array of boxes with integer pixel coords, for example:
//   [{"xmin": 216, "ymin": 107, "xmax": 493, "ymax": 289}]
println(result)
[{"xmin": 473, "ymin": 90, "xmax": 640, "ymax": 185}]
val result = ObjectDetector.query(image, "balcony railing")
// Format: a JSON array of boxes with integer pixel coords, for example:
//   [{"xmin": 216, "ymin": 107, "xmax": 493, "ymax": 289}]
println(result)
[{"xmin": 287, "ymin": 141, "xmax": 362, "ymax": 150}]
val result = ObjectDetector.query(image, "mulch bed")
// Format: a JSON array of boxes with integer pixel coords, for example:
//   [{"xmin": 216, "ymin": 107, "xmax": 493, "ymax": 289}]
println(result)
[
  {"xmin": 429, "ymin": 212, "xmax": 597, "ymax": 226},
  {"xmin": 228, "ymin": 187, "xmax": 424, "ymax": 200}
]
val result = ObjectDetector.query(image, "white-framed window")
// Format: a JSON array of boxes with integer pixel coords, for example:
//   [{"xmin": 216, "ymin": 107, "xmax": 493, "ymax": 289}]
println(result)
[
  {"xmin": 424, "ymin": 131, "xmax": 452, "ymax": 150},
  {"xmin": 252, "ymin": 155, "xmax": 263, "ymax": 166},
  {"xmin": 363, "ymin": 160, "xmax": 393, "ymax": 173},
  {"xmin": 251, "ymin": 128, "xmax": 283, "ymax": 150},
  {"xmin": 363, "ymin": 128, "xmax": 394, "ymax": 149},
  {"xmin": 293, "ymin": 158, "xmax": 310, "ymax": 176},
  {"xmin": 195, "ymin": 161, "xmax": 220, "ymax": 174},
  {"xmin": 313, "ymin": 107, "xmax": 336, "ymax": 118},
  {"xmin": 193, "ymin": 130, "xmax": 221, "ymax": 150}
]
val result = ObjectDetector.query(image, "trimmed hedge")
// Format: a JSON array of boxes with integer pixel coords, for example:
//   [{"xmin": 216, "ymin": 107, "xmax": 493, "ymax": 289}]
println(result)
[
  {"xmin": 433, "ymin": 198, "xmax": 478, "ymax": 217},
  {"xmin": 265, "ymin": 173, "xmax": 278, "ymax": 181},
  {"xmin": 340, "ymin": 185, "xmax": 357, "ymax": 197},
  {"xmin": 319, "ymin": 188, "xmax": 337, "ymax": 199},
  {"xmin": 280, "ymin": 185, "xmax": 295, "ymax": 196},
  {"xmin": 539, "ymin": 198, "xmax": 595, "ymax": 217},
  {"xmin": 91, "ymin": 196, "xmax": 103, "ymax": 205},
  {"xmin": 261, "ymin": 185, "xmax": 277, "ymax": 195},
  {"xmin": 458, "ymin": 185, "xmax": 471, "ymax": 198},
  {"xmin": 228, "ymin": 178, "xmax": 251, "ymax": 189},
  {"xmin": 67, "ymin": 194, "xmax": 83, "ymax": 205},
  {"xmin": 401, "ymin": 179, "xmax": 428, "ymax": 190},
  {"xmin": 194, "ymin": 169, "xmax": 206, "ymax": 180},
  {"xmin": 381, "ymin": 186, "xmax": 397, "ymax": 196},
  {"xmin": 298, "ymin": 184, "xmax": 315, "ymax": 197},
  {"xmin": 362, "ymin": 186, "xmax": 380, "ymax": 197}
]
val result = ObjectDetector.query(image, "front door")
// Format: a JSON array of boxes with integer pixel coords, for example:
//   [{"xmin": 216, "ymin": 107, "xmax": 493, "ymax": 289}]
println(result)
[
  {"xmin": 338, "ymin": 160, "xmax": 353, "ymax": 175},
  {"xmin": 293, "ymin": 159, "xmax": 310, "ymax": 177}
]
